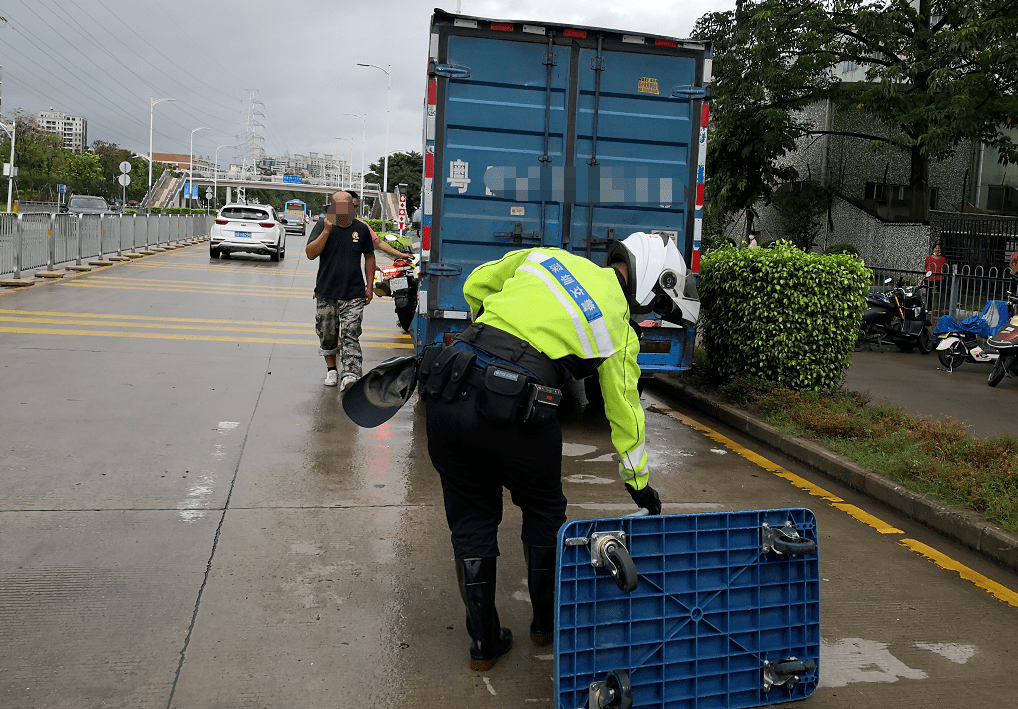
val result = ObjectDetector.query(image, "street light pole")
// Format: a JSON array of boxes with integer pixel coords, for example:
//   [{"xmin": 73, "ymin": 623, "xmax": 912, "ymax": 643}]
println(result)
[
  {"xmin": 342, "ymin": 112, "xmax": 366, "ymax": 216},
  {"xmin": 188, "ymin": 126, "xmax": 210, "ymax": 209},
  {"xmin": 213, "ymin": 144, "xmax": 235, "ymax": 210},
  {"xmin": 1, "ymin": 118, "xmax": 15, "ymax": 213},
  {"xmin": 148, "ymin": 97, "xmax": 176, "ymax": 205},
  {"xmin": 357, "ymin": 63, "xmax": 390, "ymax": 228}
]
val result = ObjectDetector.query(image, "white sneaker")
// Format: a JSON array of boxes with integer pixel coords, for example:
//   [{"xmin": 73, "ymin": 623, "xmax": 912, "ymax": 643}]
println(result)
[
  {"xmin": 324, "ymin": 370, "xmax": 339, "ymax": 387},
  {"xmin": 339, "ymin": 374, "xmax": 358, "ymax": 392}
]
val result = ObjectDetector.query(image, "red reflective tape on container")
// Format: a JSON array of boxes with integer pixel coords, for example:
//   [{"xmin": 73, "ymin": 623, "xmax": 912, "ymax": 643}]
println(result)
[
  {"xmin": 422, "ymin": 225, "xmax": 431, "ymax": 251},
  {"xmin": 701, "ymin": 103, "xmax": 710, "ymax": 127},
  {"xmin": 564, "ymin": 29, "xmax": 587, "ymax": 39},
  {"xmin": 424, "ymin": 153, "xmax": 434, "ymax": 178},
  {"xmin": 654, "ymin": 38, "xmax": 677, "ymax": 47},
  {"xmin": 428, "ymin": 79, "xmax": 437, "ymax": 105},
  {"xmin": 692, "ymin": 250, "xmax": 701, "ymax": 273},
  {"xmin": 491, "ymin": 22, "xmax": 513, "ymax": 32}
]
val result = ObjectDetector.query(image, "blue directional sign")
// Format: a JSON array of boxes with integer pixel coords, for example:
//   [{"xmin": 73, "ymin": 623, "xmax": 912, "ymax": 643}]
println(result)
[
  {"xmin": 283, "ymin": 175, "xmax": 303, "ymax": 185},
  {"xmin": 58, "ymin": 184, "xmax": 67, "ymax": 194}
]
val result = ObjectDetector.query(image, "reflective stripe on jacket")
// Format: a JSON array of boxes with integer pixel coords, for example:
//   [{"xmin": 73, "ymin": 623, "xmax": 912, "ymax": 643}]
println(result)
[{"xmin": 463, "ymin": 248, "xmax": 648, "ymax": 488}]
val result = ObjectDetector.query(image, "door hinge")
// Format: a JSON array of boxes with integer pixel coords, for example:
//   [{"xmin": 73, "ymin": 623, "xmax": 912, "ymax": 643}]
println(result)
[
  {"xmin": 670, "ymin": 85, "xmax": 710, "ymax": 100},
  {"xmin": 430, "ymin": 62, "xmax": 472, "ymax": 79},
  {"xmin": 424, "ymin": 262, "xmax": 463, "ymax": 276}
]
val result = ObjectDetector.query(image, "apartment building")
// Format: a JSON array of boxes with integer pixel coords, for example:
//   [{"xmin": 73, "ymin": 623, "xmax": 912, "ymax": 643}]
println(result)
[{"xmin": 37, "ymin": 109, "xmax": 88, "ymax": 153}]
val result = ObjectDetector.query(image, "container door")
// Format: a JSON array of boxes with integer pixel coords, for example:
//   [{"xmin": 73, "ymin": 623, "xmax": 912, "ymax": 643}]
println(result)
[
  {"xmin": 430, "ymin": 32, "xmax": 571, "ymax": 314},
  {"xmin": 568, "ymin": 43, "xmax": 701, "ymax": 266}
]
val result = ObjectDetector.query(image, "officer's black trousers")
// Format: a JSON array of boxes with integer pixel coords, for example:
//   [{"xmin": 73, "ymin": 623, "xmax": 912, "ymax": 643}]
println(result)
[{"xmin": 426, "ymin": 392, "xmax": 567, "ymax": 559}]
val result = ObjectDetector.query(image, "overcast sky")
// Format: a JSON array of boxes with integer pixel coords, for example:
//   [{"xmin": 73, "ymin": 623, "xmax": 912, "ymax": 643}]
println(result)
[{"xmin": 0, "ymin": 0, "xmax": 735, "ymax": 172}]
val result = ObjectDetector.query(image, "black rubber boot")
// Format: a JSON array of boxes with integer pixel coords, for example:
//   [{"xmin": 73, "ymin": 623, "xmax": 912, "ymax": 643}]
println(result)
[
  {"xmin": 524, "ymin": 544, "xmax": 556, "ymax": 646},
  {"xmin": 455, "ymin": 557, "xmax": 513, "ymax": 671}
]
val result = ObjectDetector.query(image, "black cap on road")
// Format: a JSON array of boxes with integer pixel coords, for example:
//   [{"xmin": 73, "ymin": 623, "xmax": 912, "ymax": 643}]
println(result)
[{"xmin": 342, "ymin": 355, "xmax": 419, "ymax": 427}]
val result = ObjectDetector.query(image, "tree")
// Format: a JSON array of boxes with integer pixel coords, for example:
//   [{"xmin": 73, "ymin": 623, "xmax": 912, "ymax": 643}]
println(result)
[
  {"xmin": 364, "ymin": 151, "xmax": 423, "ymax": 208},
  {"xmin": 64, "ymin": 151, "xmax": 104, "ymax": 196},
  {"xmin": 694, "ymin": 0, "xmax": 1018, "ymax": 223},
  {"xmin": 0, "ymin": 110, "xmax": 66, "ymax": 201},
  {"xmin": 693, "ymin": 2, "xmax": 839, "ymax": 233}
]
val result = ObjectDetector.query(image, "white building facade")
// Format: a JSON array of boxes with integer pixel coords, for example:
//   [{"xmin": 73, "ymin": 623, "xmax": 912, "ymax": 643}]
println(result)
[{"xmin": 37, "ymin": 109, "xmax": 88, "ymax": 153}]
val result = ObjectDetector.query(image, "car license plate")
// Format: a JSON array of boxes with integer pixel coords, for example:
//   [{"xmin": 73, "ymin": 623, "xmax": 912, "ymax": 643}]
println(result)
[
  {"xmin": 390, "ymin": 276, "xmax": 408, "ymax": 292},
  {"xmin": 234, "ymin": 231, "xmax": 252, "ymax": 238}
]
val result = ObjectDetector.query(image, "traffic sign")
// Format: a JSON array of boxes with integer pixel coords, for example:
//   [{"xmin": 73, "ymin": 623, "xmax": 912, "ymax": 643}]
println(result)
[
  {"xmin": 397, "ymin": 193, "xmax": 408, "ymax": 230},
  {"xmin": 205, "ymin": 189, "xmax": 213, "ymax": 199},
  {"xmin": 58, "ymin": 183, "xmax": 67, "ymax": 194},
  {"xmin": 118, "ymin": 174, "xmax": 131, "ymax": 187},
  {"xmin": 119, "ymin": 161, "xmax": 132, "ymax": 174}
]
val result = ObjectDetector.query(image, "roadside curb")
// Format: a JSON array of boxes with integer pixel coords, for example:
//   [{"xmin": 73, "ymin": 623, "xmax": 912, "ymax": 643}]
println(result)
[{"xmin": 650, "ymin": 374, "xmax": 1018, "ymax": 575}]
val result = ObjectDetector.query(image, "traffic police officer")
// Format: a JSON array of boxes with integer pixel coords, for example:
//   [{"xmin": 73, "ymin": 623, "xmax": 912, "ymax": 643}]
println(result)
[{"xmin": 420, "ymin": 232, "xmax": 691, "ymax": 671}]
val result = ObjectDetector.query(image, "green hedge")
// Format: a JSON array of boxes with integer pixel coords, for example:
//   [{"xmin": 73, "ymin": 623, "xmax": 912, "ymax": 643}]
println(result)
[
  {"xmin": 699, "ymin": 241, "xmax": 870, "ymax": 390},
  {"xmin": 365, "ymin": 219, "xmax": 394, "ymax": 232}
]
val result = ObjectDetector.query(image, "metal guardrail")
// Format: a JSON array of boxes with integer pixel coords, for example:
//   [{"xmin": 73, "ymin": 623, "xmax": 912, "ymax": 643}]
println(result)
[
  {"xmin": 0, "ymin": 212, "xmax": 213, "ymax": 280},
  {"xmin": 868, "ymin": 263, "xmax": 1017, "ymax": 323}
]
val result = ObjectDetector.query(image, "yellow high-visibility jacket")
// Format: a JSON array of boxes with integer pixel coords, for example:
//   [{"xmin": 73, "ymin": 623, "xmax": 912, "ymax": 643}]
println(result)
[{"xmin": 463, "ymin": 247, "xmax": 648, "ymax": 489}]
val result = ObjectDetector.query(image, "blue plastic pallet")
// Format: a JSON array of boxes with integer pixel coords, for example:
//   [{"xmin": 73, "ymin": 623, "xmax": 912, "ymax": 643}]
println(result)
[{"xmin": 555, "ymin": 509, "xmax": 820, "ymax": 709}]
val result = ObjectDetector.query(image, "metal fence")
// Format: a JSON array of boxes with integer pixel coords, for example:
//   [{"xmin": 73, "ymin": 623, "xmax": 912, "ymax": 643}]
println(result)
[
  {"xmin": 0, "ymin": 212, "xmax": 212, "ymax": 279},
  {"xmin": 868, "ymin": 263, "xmax": 1016, "ymax": 324},
  {"xmin": 931, "ymin": 211, "xmax": 1018, "ymax": 273}
]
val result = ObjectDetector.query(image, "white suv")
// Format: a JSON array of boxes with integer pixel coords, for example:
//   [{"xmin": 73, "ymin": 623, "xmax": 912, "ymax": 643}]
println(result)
[{"xmin": 210, "ymin": 204, "xmax": 286, "ymax": 261}]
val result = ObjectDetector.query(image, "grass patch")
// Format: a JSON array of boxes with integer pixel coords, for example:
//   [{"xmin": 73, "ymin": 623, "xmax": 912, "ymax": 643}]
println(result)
[{"xmin": 674, "ymin": 356, "xmax": 1018, "ymax": 535}]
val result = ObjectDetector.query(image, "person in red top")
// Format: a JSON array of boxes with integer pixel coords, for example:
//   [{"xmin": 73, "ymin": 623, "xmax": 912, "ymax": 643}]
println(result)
[{"xmin": 924, "ymin": 244, "xmax": 947, "ymax": 290}]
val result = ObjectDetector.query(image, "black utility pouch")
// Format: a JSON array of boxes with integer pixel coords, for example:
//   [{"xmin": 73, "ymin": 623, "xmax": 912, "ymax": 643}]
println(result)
[
  {"xmin": 477, "ymin": 364, "xmax": 529, "ymax": 424},
  {"xmin": 522, "ymin": 384, "xmax": 562, "ymax": 425},
  {"xmin": 421, "ymin": 346, "xmax": 458, "ymax": 400}
]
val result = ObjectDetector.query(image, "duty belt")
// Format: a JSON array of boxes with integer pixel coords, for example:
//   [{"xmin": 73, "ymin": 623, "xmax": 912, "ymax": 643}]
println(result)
[{"xmin": 454, "ymin": 322, "xmax": 564, "ymax": 388}]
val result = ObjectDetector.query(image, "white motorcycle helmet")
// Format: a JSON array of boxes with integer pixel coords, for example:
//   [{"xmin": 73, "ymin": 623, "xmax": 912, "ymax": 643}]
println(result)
[{"xmin": 607, "ymin": 231, "xmax": 700, "ymax": 326}]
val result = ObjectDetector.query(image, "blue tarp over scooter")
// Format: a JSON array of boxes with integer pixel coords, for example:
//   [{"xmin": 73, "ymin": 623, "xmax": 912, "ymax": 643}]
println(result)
[{"xmin": 933, "ymin": 300, "xmax": 1010, "ymax": 338}]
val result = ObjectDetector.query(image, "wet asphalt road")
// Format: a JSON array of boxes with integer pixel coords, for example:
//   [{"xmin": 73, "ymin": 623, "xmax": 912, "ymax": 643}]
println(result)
[
  {"xmin": 843, "ymin": 346, "xmax": 1018, "ymax": 439},
  {"xmin": 1, "ymin": 242, "xmax": 1017, "ymax": 708}
]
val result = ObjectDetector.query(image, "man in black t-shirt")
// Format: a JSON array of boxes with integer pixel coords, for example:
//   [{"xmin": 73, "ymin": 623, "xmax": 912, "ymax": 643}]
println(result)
[{"xmin": 306, "ymin": 191, "xmax": 376, "ymax": 390}]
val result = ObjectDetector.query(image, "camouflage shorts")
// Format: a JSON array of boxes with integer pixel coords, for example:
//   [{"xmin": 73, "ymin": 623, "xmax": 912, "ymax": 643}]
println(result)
[{"xmin": 315, "ymin": 296, "xmax": 367, "ymax": 377}]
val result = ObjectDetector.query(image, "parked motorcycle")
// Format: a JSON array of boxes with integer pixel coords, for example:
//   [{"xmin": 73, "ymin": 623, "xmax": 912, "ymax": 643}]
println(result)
[
  {"xmin": 987, "ymin": 292, "xmax": 1018, "ymax": 386},
  {"xmin": 372, "ymin": 235, "xmax": 419, "ymax": 333},
  {"xmin": 856, "ymin": 276, "xmax": 935, "ymax": 353},
  {"xmin": 933, "ymin": 299, "xmax": 1009, "ymax": 371}
]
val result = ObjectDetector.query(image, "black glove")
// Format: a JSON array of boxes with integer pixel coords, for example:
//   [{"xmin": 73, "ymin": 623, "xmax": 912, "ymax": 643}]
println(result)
[{"xmin": 626, "ymin": 483, "xmax": 662, "ymax": 515}]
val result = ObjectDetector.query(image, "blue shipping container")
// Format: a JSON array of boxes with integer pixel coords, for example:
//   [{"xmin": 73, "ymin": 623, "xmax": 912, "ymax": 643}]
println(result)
[{"xmin": 417, "ymin": 10, "xmax": 711, "ymax": 373}]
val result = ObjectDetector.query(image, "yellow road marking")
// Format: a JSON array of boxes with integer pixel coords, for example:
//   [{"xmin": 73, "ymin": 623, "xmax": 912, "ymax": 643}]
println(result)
[
  {"xmin": 645, "ymin": 393, "xmax": 1018, "ymax": 606},
  {"xmin": 59, "ymin": 282, "xmax": 318, "ymax": 299},
  {"xmin": 86, "ymin": 275, "xmax": 309, "ymax": 291},
  {"xmin": 900, "ymin": 539, "xmax": 1018, "ymax": 607},
  {"xmin": 0, "ymin": 315, "xmax": 411, "ymax": 339},
  {"xmin": 0, "ymin": 309, "xmax": 399, "ymax": 331},
  {"xmin": 831, "ymin": 503, "xmax": 906, "ymax": 534},
  {"xmin": 127, "ymin": 261, "xmax": 316, "ymax": 276},
  {"xmin": 0, "ymin": 326, "xmax": 413, "ymax": 348}
]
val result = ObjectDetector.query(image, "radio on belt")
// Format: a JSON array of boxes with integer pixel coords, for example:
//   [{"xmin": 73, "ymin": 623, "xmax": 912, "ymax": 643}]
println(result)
[{"xmin": 523, "ymin": 383, "xmax": 562, "ymax": 424}]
